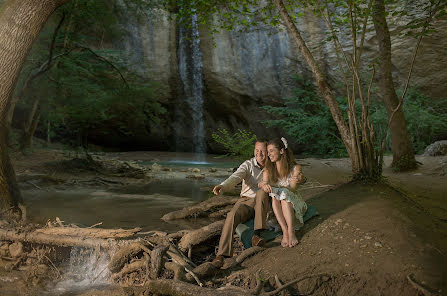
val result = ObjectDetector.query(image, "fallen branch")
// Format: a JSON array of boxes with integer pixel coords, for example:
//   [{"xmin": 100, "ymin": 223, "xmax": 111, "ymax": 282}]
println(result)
[
  {"xmin": 0, "ymin": 228, "xmax": 121, "ymax": 249},
  {"xmin": 34, "ymin": 226, "xmax": 141, "ymax": 239},
  {"xmin": 184, "ymin": 266, "xmax": 203, "ymax": 287}
]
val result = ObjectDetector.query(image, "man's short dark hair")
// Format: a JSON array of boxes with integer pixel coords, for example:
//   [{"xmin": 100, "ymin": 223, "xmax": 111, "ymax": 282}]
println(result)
[{"xmin": 255, "ymin": 138, "xmax": 268, "ymax": 145}]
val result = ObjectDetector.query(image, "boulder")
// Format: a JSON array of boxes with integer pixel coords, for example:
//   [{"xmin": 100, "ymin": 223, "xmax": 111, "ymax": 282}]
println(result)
[{"xmin": 423, "ymin": 140, "xmax": 447, "ymax": 156}]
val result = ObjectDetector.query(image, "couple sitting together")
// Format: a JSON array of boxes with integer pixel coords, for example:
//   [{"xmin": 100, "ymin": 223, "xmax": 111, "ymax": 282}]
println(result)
[{"xmin": 211, "ymin": 137, "xmax": 307, "ymax": 269}]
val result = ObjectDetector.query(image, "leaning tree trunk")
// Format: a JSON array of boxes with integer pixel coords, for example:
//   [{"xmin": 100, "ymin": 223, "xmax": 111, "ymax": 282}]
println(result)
[
  {"xmin": 373, "ymin": 0, "xmax": 417, "ymax": 170},
  {"xmin": 0, "ymin": 0, "xmax": 70, "ymax": 218},
  {"xmin": 273, "ymin": 0, "xmax": 362, "ymax": 174}
]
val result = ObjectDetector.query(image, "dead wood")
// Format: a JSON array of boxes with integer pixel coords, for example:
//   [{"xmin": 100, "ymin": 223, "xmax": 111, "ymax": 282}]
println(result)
[
  {"xmin": 167, "ymin": 244, "xmax": 196, "ymax": 270},
  {"xmin": 178, "ymin": 220, "xmax": 225, "ymax": 252},
  {"xmin": 34, "ymin": 226, "xmax": 141, "ymax": 239},
  {"xmin": 162, "ymin": 195, "xmax": 239, "ymax": 221},
  {"xmin": 140, "ymin": 279, "xmax": 252, "ymax": 296},
  {"xmin": 0, "ymin": 228, "xmax": 120, "ymax": 249},
  {"xmin": 185, "ymin": 262, "xmax": 219, "ymax": 282},
  {"xmin": 165, "ymin": 262, "xmax": 186, "ymax": 281},
  {"xmin": 151, "ymin": 245, "xmax": 169, "ymax": 278},
  {"xmin": 112, "ymin": 260, "xmax": 146, "ymax": 280}
]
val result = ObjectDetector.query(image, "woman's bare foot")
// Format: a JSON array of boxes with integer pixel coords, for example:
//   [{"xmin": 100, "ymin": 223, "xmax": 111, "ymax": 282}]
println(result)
[
  {"xmin": 281, "ymin": 234, "xmax": 289, "ymax": 247},
  {"xmin": 288, "ymin": 233, "xmax": 299, "ymax": 248}
]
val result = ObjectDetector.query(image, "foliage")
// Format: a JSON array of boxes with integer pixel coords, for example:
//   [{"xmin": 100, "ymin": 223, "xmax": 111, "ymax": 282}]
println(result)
[
  {"xmin": 212, "ymin": 128, "xmax": 257, "ymax": 160},
  {"xmin": 262, "ymin": 76, "xmax": 347, "ymax": 158},
  {"xmin": 14, "ymin": 0, "xmax": 167, "ymax": 149},
  {"xmin": 370, "ymin": 89, "xmax": 447, "ymax": 154}
]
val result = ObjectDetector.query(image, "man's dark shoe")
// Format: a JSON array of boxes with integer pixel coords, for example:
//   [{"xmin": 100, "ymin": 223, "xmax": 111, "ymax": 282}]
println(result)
[
  {"xmin": 211, "ymin": 255, "xmax": 225, "ymax": 269},
  {"xmin": 252, "ymin": 234, "xmax": 266, "ymax": 247}
]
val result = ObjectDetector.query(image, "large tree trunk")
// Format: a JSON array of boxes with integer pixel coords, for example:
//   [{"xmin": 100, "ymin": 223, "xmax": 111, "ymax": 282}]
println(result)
[
  {"xmin": 0, "ymin": 0, "xmax": 70, "ymax": 217},
  {"xmin": 373, "ymin": 0, "xmax": 417, "ymax": 170},
  {"xmin": 273, "ymin": 0, "xmax": 362, "ymax": 174}
]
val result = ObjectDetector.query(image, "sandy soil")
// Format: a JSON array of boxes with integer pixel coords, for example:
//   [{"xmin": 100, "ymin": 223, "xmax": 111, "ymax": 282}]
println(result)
[{"xmin": 2, "ymin": 149, "xmax": 446, "ymax": 295}]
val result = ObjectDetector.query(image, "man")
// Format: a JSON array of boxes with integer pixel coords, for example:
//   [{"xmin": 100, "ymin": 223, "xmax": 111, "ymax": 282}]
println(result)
[{"xmin": 211, "ymin": 139, "xmax": 270, "ymax": 268}]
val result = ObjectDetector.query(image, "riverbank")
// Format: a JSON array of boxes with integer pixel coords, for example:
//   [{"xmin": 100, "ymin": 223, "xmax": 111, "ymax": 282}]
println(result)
[{"xmin": 1, "ymin": 148, "xmax": 446, "ymax": 295}]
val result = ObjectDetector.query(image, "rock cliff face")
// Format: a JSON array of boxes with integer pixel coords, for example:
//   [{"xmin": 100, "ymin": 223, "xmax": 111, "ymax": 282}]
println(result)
[{"xmin": 111, "ymin": 3, "xmax": 447, "ymax": 152}]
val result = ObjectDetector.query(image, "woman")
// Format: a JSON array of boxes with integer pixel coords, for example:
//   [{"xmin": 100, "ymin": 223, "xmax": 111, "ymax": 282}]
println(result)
[{"xmin": 259, "ymin": 137, "xmax": 307, "ymax": 248}]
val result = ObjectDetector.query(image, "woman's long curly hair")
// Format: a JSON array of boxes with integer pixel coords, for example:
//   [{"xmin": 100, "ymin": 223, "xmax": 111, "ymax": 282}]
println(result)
[{"xmin": 265, "ymin": 138, "xmax": 296, "ymax": 183}]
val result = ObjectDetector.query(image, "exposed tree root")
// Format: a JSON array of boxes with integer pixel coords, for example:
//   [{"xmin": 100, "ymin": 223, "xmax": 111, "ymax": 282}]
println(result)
[
  {"xmin": 162, "ymin": 195, "xmax": 239, "ymax": 220},
  {"xmin": 407, "ymin": 274, "xmax": 439, "ymax": 296},
  {"xmin": 109, "ymin": 243, "xmax": 151, "ymax": 273},
  {"xmin": 178, "ymin": 220, "xmax": 225, "ymax": 252}
]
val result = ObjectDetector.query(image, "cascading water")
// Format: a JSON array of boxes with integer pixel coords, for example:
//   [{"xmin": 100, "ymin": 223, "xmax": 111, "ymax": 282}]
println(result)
[
  {"xmin": 50, "ymin": 247, "xmax": 111, "ymax": 295},
  {"xmin": 177, "ymin": 11, "xmax": 206, "ymax": 159}
]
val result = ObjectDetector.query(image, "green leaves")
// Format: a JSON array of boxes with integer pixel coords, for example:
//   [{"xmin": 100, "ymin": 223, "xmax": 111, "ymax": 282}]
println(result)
[
  {"xmin": 262, "ymin": 76, "xmax": 347, "ymax": 157},
  {"xmin": 212, "ymin": 128, "xmax": 257, "ymax": 160}
]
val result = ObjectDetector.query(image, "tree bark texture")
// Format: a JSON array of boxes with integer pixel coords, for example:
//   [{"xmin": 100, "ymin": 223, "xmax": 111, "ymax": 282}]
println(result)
[
  {"xmin": 0, "ymin": 0, "xmax": 70, "ymax": 212},
  {"xmin": 372, "ymin": 0, "xmax": 417, "ymax": 170},
  {"xmin": 272, "ymin": 0, "xmax": 361, "ymax": 173}
]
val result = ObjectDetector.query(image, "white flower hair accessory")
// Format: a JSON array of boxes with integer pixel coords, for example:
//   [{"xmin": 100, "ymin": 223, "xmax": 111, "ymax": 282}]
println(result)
[{"xmin": 281, "ymin": 137, "xmax": 288, "ymax": 149}]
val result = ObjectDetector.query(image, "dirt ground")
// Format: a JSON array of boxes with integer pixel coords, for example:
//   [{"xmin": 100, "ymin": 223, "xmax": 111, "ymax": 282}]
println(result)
[{"xmin": 2, "ymin": 149, "xmax": 446, "ymax": 295}]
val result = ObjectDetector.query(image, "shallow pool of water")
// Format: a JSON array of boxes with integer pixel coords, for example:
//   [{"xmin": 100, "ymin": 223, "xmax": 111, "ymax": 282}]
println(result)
[{"xmin": 23, "ymin": 178, "xmax": 224, "ymax": 232}]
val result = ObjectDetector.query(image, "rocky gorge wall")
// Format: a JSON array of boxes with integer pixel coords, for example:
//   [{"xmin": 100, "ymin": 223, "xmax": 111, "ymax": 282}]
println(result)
[{"xmin": 109, "ymin": 2, "xmax": 447, "ymax": 152}]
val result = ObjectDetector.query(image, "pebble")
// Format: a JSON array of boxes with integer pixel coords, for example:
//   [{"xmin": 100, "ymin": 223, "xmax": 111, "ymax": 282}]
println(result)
[
  {"xmin": 374, "ymin": 242, "xmax": 383, "ymax": 248},
  {"xmin": 365, "ymin": 235, "xmax": 372, "ymax": 240},
  {"xmin": 192, "ymin": 168, "xmax": 201, "ymax": 173},
  {"xmin": 360, "ymin": 244, "xmax": 368, "ymax": 248},
  {"xmin": 209, "ymin": 168, "xmax": 217, "ymax": 172},
  {"xmin": 335, "ymin": 219, "xmax": 343, "ymax": 225}
]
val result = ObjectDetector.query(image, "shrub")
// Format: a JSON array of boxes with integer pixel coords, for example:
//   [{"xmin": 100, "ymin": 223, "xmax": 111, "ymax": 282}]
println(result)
[
  {"xmin": 212, "ymin": 128, "xmax": 257, "ymax": 160},
  {"xmin": 370, "ymin": 89, "xmax": 447, "ymax": 154},
  {"xmin": 262, "ymin": 76, "xmax": 347, "ymax": 157}
]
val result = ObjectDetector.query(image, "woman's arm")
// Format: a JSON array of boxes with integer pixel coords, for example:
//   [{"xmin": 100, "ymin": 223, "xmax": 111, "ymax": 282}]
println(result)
[
  {"xmin": 288, "ymin": 165, "xmax": 302, "ymax": 192},
  {"xmin": 258, "ymin": 170, "xmax": 272, "ymax": 193}
]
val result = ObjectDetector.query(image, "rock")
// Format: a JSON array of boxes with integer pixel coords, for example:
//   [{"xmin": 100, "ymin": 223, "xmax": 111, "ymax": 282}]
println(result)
[
  {"xmin": 423, "ymin": 140, "xmax": 447, "ymax": 156},
  {"xmin": 186, "ymin": 174, "xmax": 205, "ymax": 180},
  {"xmin": 0, "ymin": 243, "xmax": 9, "ymax": 256},
  {"xmin": 335, "ymin": 218, "xmax": 343, "ymax": 225},
  {"xmin": 209, "ymin": 168, "xmax": 217, "ymax": 172},
  {"xmin": 162, "ymin": 167, "xmax": 172, "ymax": 172},
  {"xmin": 374, "ymin": 242, "xmax": 383, "ymax": 248},
  {"xmin": 151, "ymin": 163, "xmax": 162, "ymax": 171},
  {"xmin": 192, "ymin": 168, "xmax": 201, "ymax": 173},
  {"xmin": 9, "ymin": 242, "xmax": 23, "ymax": 258},
  {"xmin": 364, "ymin": 236, "xmax": 372, "ymax": 240}
]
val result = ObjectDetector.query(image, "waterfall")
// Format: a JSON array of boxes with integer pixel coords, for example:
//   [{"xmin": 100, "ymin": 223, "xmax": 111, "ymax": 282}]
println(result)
[
  {"xmin": 177, "ymin": 12, "xmax": 206, "ymax": 158},
  {"xmin": 51, "ymin": 247, "xmax": 111, "ymax": 295}
]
